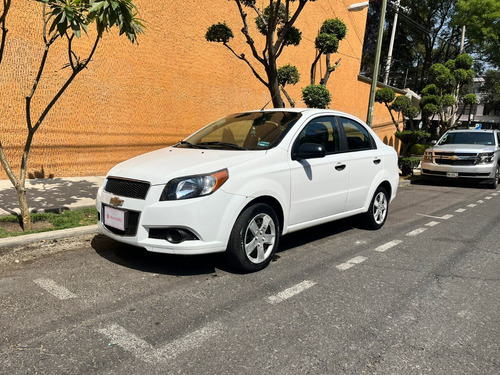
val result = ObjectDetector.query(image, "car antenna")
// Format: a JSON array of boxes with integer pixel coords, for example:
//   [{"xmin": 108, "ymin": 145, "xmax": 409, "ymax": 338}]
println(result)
[{"xmin": 260, "ymin": 91, "xmax": 282, "ymax": 110}]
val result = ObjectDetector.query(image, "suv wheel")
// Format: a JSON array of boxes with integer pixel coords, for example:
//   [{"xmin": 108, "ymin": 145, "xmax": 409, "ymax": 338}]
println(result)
[{"xmin": 489, "ymin": 164, "xmax": 499, "ymax": 189}]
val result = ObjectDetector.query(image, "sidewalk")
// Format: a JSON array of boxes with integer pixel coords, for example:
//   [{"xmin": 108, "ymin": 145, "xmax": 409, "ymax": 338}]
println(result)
[{"xmin": 0, "ymin": 176, "xmax": 105, "ymax": 216}]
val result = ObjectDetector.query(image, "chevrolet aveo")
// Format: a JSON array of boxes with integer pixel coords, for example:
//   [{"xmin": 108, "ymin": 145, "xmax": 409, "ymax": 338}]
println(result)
[{"xmin": 96, "ymin": 109, "xmax": 399, "ymax": 272}]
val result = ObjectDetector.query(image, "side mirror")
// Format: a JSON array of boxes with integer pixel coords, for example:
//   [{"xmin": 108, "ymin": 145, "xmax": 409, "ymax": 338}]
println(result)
[
  {"xmin": 430, "ymin": 140, "xmax": 437, "ymax": 145},
  {"xmin": 292, "ymin": 143, "xmax": 326, "ymax": 160}
]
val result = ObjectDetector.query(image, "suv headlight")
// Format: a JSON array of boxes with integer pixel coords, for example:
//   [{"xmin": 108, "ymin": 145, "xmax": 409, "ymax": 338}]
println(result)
[
  {"xmin": 477, "ymin": 152, "xmax": 494, "ymax": 164},
  {"xmin": 422, "ymin": 150, "xmax": 433, "ymax": 162},
  {"xmin": 160, "ymin": 169, "xmax": 229, "ymax": 201}
]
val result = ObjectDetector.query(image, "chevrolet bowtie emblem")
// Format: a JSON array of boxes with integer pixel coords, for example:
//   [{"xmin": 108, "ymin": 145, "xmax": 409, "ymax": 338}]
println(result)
[{"xmin": 109, "ymin": 197, "xmax": 124, "ymax": 207}]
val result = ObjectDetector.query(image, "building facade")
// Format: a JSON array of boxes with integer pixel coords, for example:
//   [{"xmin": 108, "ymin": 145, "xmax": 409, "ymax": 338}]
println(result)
[{"xmin": 0, "ymin": 0, "xmax": 398, "ymax": 180}]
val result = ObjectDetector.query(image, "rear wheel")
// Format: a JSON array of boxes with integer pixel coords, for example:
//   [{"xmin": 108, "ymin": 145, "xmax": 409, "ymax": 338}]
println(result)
[
  {"xmin": 365, "ymin": 186, "xmax": 389, "ymax": 230},
  {"xmin": 226, "ymin": 203, "xmax": 280, "ymax": 273}
]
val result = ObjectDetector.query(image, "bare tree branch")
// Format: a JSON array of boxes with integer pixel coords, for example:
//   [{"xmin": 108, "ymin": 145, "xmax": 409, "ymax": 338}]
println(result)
[
  {"xmin": 234, "ymin": 0, "xmax": 265, "ymax": 65},
  {"xmin": 280, "ymin": 85, "xmax": 294, "ymax": 107},
  {"xmin": 273, "ymin": 0, "xmax": 306, "ymax": 55},
  {"xmin": 0, "ymin": 0, "xmax": 11, "ymax": 66},
  {"xmin": 223, "ymin": 42, "xmax": 268, "ymax": 87}
]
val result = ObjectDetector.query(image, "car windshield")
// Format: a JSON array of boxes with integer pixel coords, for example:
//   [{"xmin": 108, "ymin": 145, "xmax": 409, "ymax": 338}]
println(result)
[
  {"xmin": 438, "ymin": 132, "xmax": 495, "ymax": 146},
  {"xmin": 176, "ymin": 111, "xmax": 302, "ymax": 150}
]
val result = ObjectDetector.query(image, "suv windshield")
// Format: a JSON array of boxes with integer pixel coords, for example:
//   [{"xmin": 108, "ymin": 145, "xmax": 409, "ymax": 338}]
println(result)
[
  {"xmin": 177, "ymin": 111, "xmax": 302, "ymax": 150},
  {"xmin": 438, "ymin": 132, "xmax": 495, "ymax": 146}
]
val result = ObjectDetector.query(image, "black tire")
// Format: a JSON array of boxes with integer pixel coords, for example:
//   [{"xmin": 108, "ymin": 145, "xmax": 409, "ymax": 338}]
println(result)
[
  {"xmin": 226, "ymin": 203, "xmax": 280, "ymax": 273},
  {"xmin": 489, "ymin": 164, "xmax": 499, "ymax": 189},
  {"xmin": 364, "ymin": 186, "xmax": 389, "ymax": 230}
]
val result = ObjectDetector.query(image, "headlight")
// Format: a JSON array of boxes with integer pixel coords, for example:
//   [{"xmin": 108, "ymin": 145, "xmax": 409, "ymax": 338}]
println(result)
[
  {"xmin": 422, "ymin": 150, "xmax": 433, "ymax": 162},
  {"xmin": 477, "ymin": 152, "xmax": 494, "ymax": 164},
  {"xmin": 160, "ymin": 169, "xmax": 229, "ymax": 201}
]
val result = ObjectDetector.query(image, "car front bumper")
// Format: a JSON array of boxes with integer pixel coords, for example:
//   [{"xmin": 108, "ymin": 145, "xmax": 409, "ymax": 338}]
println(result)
[
  {"xmin": 421, "ymin": 161, "xmax": 496, "ymax": 179},
  {"xmin": 96, "ymin": 184, "xmax": 250, "ymax": 255}
]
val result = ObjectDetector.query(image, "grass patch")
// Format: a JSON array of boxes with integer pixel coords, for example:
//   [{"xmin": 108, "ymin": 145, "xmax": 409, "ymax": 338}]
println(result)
[{"xmin": 0, "ymin": 207, "xmax": 98, "ymax": 238}]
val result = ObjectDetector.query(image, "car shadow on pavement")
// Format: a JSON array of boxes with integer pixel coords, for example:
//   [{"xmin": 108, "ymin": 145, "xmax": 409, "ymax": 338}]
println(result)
[
  {"xmin": 411, "ymin": 176, "xmax": 494, "ymax": 190},
  {"xmin": 91, "ymin": 216, "xmax": 362, "ymax": 276},
  {"xmin": 91, "ymin": 234, "xmax": 224, "ymax": 276}
]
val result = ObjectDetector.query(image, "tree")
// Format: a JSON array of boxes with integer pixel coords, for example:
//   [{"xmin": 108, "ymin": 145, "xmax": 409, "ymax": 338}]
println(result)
[
  {"xmin": 453, "ymin": 0, "xmax": 500, "ymax": 69},
  {"xmin": 0, "ymin": 0, "xmax": 144, "ymax": 230},
  {"xmin": 420, "ymin": 54, "xmax": 474, "ymax": 133},
  {"xmin": 206, "ymin": 0, "xmax": 317, "ymax": 108},
  {"xmin": 302, "ymin": 18, "xmax": 346, "ymax": 108},
  {"xmin": 374, "ymin": 87, "xmax": 419, "ymax": 132},
  {"xmin": 481, "ymin": 70, "xmax": 500, "ymax": 115}
]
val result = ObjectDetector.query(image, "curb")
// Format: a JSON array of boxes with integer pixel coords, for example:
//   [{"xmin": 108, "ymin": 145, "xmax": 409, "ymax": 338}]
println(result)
[{"xmin": 0, "ymin": 225, "xmax": 98, "ymax": 249}]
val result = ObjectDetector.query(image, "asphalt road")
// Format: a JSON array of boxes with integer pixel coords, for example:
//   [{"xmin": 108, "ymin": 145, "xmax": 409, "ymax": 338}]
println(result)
[{"xmin": 1, "ymin": 180, "xmax": 499, "ymax": 374}]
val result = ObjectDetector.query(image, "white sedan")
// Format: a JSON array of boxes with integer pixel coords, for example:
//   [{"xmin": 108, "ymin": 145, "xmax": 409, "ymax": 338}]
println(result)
[{"xmin": 96, "ymin": 109, "xmax": 399, "ymax": 272}]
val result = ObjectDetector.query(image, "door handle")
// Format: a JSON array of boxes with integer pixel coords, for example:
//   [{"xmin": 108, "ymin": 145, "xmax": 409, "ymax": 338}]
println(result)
[
  {"xmin": 373, "ymin": 158, "xmax": 381, "ymax": 165},
  {"xmin": 335, "ymin": 163, "xmax": 346, "ymax": 171}
]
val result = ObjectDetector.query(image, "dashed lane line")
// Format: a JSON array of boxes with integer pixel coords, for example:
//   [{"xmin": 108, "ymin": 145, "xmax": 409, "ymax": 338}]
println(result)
[
  {"xmin": 97, "ymin": 322, "xmax": 223, "ymax": 364},
  {"xmin": 417, "ymin": 214, "xmax": 453, "ymax": 220},
  {"xmin": 477, "ymin": 200, "xmax": 484, "ymax": 204},
  {"xmin": 425, "ymin": 221, "xmax": 440, "ymax": 227},
  {"xmin": 485, "ymin": 196, "xmax": 492, "ymax": 200},
  {"xmin": 468, "ymin": 204, "xmax": 477, "ymax": 208},
  {"xmin": 455, "ymin": 208, "xmax": 466, "ymax": 213},
  {"xmin": 406, "ymin": 228, "xmax": 428, "ymax": 237},
  {"xmin": 336, "ymin": 256, "xmax": 367, "ymax": 271},
  {"xmin": 33, "ymin": 279, "xmax": 77, "ymax": 300},
  {"xmin": 267, "ymin": 280, "xmax": 317, "ymax": 304},
  {"xmin": 374, "ymin": 240, "xmax": 402, "ymax": 253}
]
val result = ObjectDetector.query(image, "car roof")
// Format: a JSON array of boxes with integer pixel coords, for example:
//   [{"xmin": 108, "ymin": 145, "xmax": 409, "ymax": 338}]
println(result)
[
  {"xmin": 446, "ymin": 129, "xmax": 497, "ymax": 133},
  {"xmin": 249, "ymin": 107, "xmax": 358, "ymax": 117}
]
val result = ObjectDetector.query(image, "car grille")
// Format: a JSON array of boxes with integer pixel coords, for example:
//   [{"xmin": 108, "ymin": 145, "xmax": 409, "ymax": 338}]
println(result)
[
  {"xmin": 102, "ymin": 205, "xmax": 140, "ymax": 236},
  {"xmin": 105, "ymin": 178, "xmax": 150, "ymax": 200},
  {"xmin": 433, "ymin": 152, "xmax": 478, "ymax": 166}
]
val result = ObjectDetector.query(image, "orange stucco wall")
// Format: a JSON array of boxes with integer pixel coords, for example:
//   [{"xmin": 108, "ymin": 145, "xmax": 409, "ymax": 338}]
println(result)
[{"xmin": 0, "ymin": 0, "xmax": 398, "ymax": 180}]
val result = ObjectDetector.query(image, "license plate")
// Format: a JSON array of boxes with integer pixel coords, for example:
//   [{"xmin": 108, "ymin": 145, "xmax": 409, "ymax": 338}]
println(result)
[
  {"xmin": 104, "ymin": 206, "xmax": 126, "ymax": 231},
  {"xmin": 446, "ymin": 172, "xmax": 458, "ymax": 178}
]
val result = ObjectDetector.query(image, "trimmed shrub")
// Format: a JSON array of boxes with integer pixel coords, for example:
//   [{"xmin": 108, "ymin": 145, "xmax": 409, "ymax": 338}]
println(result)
[{"xmin": 399, "ymin": 157, "xmax": 421, "ymax": 176}]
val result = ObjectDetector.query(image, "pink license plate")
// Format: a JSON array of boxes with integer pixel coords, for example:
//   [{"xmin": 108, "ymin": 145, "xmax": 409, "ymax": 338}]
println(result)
[{"xmin": 104, "ymin": 206, "xmax": 125, "ymax": 231}]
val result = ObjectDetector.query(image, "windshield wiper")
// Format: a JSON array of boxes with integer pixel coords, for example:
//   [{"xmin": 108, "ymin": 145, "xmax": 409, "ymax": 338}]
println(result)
[
  {"xmin": 176, "ymin": 141, "xmax": 208, "ymax": 149},
  {"xmin": 196, "ymin": 142, "xmax": 247, "ymax": 150}
]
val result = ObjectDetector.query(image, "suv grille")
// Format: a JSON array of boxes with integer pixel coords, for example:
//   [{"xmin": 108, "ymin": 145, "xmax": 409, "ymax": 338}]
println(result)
[
  {"xmin": 433, "ymin": 152, "xmax": 477, "ymax": 166},
  {"xmin": 105, "ymin": 178, "xmax": 150, "ymax": 200}
]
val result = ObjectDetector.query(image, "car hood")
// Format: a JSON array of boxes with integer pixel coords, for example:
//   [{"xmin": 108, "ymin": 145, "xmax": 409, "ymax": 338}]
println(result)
[
  {"xmin": 429, "ymin": 144, "xmax": 497, "ymax": 153},
  {"xmin": 107, "ymin": 147, "xmax": 266, "ymax": 185}
]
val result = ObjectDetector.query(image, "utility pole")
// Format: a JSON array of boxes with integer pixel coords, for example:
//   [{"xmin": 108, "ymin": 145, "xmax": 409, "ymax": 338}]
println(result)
[{"xmin": 383, "ymin": 0, "xmax": 400, "ymax": 85}]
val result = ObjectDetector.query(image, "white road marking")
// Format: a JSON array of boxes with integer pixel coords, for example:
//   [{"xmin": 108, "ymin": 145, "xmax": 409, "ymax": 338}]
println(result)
[
  {"xmin": 417, "ymin": 214, "xmax": 453, "ymax": 220},
  {"xmin": 374, "ymin": 240, "xmax": 402, "ymax": 253},
  {"xmin": 33, "ymin": 278, "xmax": 77, "ymax": 300},
  {"xmin": 336, "ymin": 256, "xmax": 368, "ymax": 271},
  {"xmin": 485, "ymin": 196, "xmax": 492, "ymax": 200},
  {"xmin": 267, "ymin": 280, "xmax": 317, "ymax": 304},
  {"xmin": 477, "ymin": 200, "xmax": 484, "ymax": 203},
  {"xmin": 492, "ymin": 193, "xmax": 498, "ymax": 196},
  {"xmin": 455, "ymin": 208, "xmax": 466, "ymax": 213},
  {"xmin": 468, "ymin": 204, "xmax": 477, "ymax": 208},
  {"xmin": 406, "ymin": 228, "xmax": 428, "ymax": 237},
  {"xmin": 98, "ymin": 322, "xmax": 222, "ymax": 364},
  {"xmin": 425, "ymin": 221, "xmax": 440, "ymax": 227}
]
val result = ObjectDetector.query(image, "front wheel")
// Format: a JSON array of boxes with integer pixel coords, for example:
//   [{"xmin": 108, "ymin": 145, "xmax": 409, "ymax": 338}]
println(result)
[
  {"xmin": 488, "ymin": 164, "xmax": 499, "ymax": 189},
  {"xmin": 226, "ymin": 203, "xmax": 280, "ymax": 273},
  {"xmin": 364, "ymin": 186, "xmax": 389, "ymax": 230}
]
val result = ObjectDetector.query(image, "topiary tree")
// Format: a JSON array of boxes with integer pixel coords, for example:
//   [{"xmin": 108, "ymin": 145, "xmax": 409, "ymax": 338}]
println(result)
[
  {"xmin": 206, "ymin": 0, "xmax": 317, "ymax": 108},
  {"xmin": 0, "ymin": 0, "xmax": 144, "ymax": 231},
  {"xmin": 375, "ymin": 87, "xmax": 419, "ymax": 132},
  {"xmin": 421, "ymin": 54, "xmax": 475, "ymax": 133},
  {"xmin": 302, "ymin": 18, "xmax": 347, "ymax": 108},
  {"xmin": 301, "ymin": 84, "xmax": 331, "ymax": 109}
]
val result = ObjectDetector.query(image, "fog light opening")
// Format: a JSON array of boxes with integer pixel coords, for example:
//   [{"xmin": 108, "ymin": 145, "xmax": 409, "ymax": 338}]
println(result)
[{"xmin": 166, "ymin": 229, "xmax": 184, "ymax": 244}]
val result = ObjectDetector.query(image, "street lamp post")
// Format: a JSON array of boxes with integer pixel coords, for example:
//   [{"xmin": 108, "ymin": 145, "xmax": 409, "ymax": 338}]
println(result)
[{"xmin": 349, "ymin": 0, "xmax": 387, "ymax": 127}]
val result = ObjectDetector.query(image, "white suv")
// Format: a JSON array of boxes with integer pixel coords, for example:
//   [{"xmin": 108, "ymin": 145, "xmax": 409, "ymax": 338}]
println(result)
[
  {"xmin": 421, "ymin": 129, "xmax": 500, "ymax": 189},
  {"xmin": 96, "ymin": 109, "xmax": 399, "ymax": 272}
]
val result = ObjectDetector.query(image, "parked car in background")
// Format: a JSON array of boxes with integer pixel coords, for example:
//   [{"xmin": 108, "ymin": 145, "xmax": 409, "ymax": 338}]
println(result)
[
  {"xmin": 421, "ymin": 129, "xmax": 500, "ymax": 189},
  {"xmin": 96, "ymin": 109, "xmax": 399, "ymax": 272}
]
